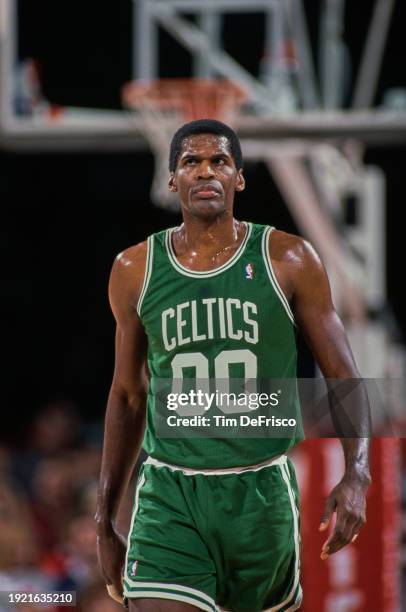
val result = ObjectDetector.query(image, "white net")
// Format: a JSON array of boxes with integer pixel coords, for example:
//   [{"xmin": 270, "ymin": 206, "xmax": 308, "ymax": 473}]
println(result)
[{"xmin": 122, "ymin": 79, "xmax": 247, "ymax": 211}]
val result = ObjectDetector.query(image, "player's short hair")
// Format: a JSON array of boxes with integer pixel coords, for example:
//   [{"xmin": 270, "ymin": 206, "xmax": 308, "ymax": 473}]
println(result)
[{"xmin": 169, "ymin": 119, "xmax": 243, "ymax": 172}]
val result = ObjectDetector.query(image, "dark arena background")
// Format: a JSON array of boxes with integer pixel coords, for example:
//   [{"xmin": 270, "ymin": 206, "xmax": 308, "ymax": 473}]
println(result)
[{"xmin": 1, "ymin": 1, "xmax": 406, "ymax": 610}]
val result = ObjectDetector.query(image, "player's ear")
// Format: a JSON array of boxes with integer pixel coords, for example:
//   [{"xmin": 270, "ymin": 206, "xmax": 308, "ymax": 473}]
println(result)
[
  {"xmin": 235, "ymin": 169, "xmax": 245, "ymax": 192},
  {"xmin": 168, "ymin": 173, "xmax": 177, "ymax": 192}
]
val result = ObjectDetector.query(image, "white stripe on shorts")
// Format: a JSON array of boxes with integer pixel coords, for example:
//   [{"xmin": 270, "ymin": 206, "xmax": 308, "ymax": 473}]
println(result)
[{"xmin": 124, "ymin": 472, "xmax": 146, "ymax": 581}]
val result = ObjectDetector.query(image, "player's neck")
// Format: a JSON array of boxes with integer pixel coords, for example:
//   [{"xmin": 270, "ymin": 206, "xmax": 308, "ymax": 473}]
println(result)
[{"xmin": 178, "ymin": 215, "xmax": 243, "ymax": 254}]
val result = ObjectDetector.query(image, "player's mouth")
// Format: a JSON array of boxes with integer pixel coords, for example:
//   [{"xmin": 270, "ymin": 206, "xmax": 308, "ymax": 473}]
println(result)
[
  {"xmin": 195, "ymin": 190, "xmax": 220, "ymax": 199},
  {"xmin": 191, "ymin": 184, "xmax": 222, "ymax": 199}
]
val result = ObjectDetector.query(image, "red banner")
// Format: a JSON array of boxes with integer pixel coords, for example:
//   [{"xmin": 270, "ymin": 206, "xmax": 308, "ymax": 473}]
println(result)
[{"xmin": 293, "ymin": 439, "xmax": 402, "ymax": 612}]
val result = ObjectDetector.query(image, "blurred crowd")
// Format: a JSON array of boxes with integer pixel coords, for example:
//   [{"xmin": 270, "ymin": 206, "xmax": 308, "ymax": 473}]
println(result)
[
  {"xmin": 0, "ymin": 400, "xmax": 137, "ymax": 612},
  {"xmin": 2, "ymin": 401, "xmax": 406, "ymax": 611}
]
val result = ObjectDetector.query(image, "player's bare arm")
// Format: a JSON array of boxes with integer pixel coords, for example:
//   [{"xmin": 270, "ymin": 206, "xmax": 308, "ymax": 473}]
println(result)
[
  {"xmin": 96, "ymin": 241, "xmax": 149, "ymax": 602},
  {"xmin": 270, "ymin": 230, "xmax": 371, "ymax": 559}
]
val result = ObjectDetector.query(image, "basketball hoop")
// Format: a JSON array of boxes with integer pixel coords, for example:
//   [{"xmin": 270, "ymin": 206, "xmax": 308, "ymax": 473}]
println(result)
[{"xmin": 122, "ymin": 78, "xmax": 248, "ymax": 210}]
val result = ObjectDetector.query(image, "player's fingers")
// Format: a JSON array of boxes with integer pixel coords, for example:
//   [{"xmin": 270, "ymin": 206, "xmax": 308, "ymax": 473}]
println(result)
[
  {"xmin": 322, "ymin": 513, "xmax": 363, "ymax": 558},
  {"xmin": 319, "ymin": 495, "xmax": 336, "ymax": 531},
  {"xmin": 320, "ymin": 513, "xmax": 349, "ymax": 559},
  {"xmin": 106, "ymin": 583, "xmax": 124, "ymax": 605},
  {"xmin": 347, "ymin": 516, "xmax": 364, "ymax": 545},
  {"xmin": 320, "ymin": 530, "xmax": 345, "ymax": 559},
  {"xmin": 331, "ymin": 509, "xmax": 366, "ymax": 554},
  {"xmin": 337, "ymin": 517, "xmax": 359, "ymax": 550}
]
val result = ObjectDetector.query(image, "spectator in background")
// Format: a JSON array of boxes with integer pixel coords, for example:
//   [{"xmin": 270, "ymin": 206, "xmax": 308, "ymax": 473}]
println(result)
[
  {"xmin": 12, "ymin": 400, "xmax": 82, "ymax": 495},
  {"xmin": 55, "ymin": 515, "xmax": 100, "ymax": 592},
  {"xmin": 30, "ymin": 455, "xmax": 78, "ymax": 553},
  {"xmin": 0, "ymin": 404, "xmax": 134, "ymax": 610},
  {"xmin": 28, "ymin": 400, "xmax": 81, "ymax": 454},
  {"xmin": 69, "ymin": 444, "xmax": 102, "ymax": 493},
  {"xmin": 0, "ymin": 478, "xmax": 55, "ymax": 609}
]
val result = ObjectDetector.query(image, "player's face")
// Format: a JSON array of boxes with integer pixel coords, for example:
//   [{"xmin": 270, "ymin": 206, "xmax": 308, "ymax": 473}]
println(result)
[{"xmin": 169, "ymin": 134, "xmax": 245, "ymax": 218}]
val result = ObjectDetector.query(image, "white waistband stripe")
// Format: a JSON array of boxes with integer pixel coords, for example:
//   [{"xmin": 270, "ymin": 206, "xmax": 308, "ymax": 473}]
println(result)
[{"xmin": 144, "ymin": 454, "xmax": 287, "ymax": 475}]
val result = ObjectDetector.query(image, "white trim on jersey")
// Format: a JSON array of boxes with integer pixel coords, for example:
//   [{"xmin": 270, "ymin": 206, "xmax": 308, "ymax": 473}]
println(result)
[
  {"xmin": 136, "ymin": 235, "xmax": 154, "ymax": 315},
  {"xmin": 144, "ymin": 453, "xmax": 287, "ymax": 475},
  {"xmin": 165, "ymin": 222, "xmax": 252, "ymax": 278},
  {"xmin": 261, "ymin": 226, "xmax": 296, "ymax": 326}
]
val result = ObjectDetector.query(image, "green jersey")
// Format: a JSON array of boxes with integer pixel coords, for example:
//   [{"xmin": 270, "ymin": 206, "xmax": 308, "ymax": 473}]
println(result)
[{"xmin": 138, "ymin": 222, "xmax": 302, "ymax": 468}]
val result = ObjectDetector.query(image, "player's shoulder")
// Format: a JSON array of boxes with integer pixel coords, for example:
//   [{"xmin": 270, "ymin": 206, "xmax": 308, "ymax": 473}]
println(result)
[
  {"xmin": 108, "ymin": 241, "xmax": 149, "ymax": 313},
  {"xmin": 109, "ymin": 240, "xmax": 149, "ymax": 292},
  {"xmin": 268, "ymin": 229, "xmax": 313, "ymax": 263},
  {"xmin": 114, "ymin": 240, "xmax": 148, "ymax": 271},
  {"xmin": 269, "ymin": 229, "xmax": 324, "ymax": 283}
]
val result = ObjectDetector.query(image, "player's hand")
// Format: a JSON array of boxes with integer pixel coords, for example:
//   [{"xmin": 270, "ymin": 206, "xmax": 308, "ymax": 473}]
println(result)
[
  {"xmin": 96, "ymin": 523, "xmax": 127, "ymax": 603},
  {"xmin": 319, "ymin": 475, "xmax": 369, "ymax": 560}
]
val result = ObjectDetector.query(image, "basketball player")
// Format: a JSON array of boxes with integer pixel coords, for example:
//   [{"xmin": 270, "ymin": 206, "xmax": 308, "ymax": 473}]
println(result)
[{"xmin": 96, "ymin": 120, "xmax": 371, "ymax": 611}]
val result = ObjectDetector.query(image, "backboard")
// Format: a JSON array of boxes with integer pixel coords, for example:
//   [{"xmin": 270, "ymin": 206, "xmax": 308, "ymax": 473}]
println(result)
[{"xmin": 1, "ymin": 0, "xmax": 406, "ymax": 151}]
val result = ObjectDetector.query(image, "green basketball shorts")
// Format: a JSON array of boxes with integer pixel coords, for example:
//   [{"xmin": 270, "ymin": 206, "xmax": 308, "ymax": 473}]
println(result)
[{"xmin": 123, "ymin": 455, "xmax": 302, "ymax": 612}]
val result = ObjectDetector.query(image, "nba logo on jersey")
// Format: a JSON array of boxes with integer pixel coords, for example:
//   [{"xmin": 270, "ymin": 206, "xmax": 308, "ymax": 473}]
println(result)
[
  {"xmin": 131, "ymin": 561, "xmax": 138, "ymax": 576},
  {"xmin": 245, "ymin": 263, "xmax": 254, "ymax": 279}
]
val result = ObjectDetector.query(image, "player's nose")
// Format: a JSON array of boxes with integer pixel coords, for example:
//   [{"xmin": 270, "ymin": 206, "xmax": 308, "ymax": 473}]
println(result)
[{"xmin": 197, "ymin": 160, "xmax": 215, "ymax": 179}]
